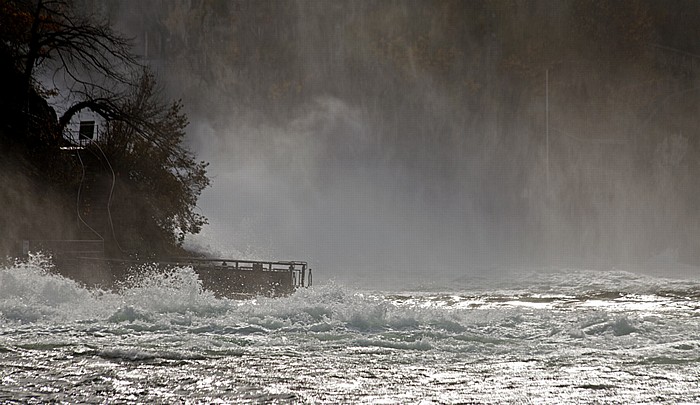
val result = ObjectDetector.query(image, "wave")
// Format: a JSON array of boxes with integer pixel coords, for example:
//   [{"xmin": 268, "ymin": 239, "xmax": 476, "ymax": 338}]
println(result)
[
  {"xmin": 2, "ymin": 256, "xmax": 698, "ymax": 350},
  {"xmin": 1, "ymin": 256, "xmax": 452, "ymax": 333},
  {"xmin": 0, "ymin": 254, "xmax": 105, "ymax": 323},
  {"xmin": 0, "ymin": 255, "xmax": 230, "ymax": 324},
  {"xmin": 97, "ymin": 348, "xmax": 207, "ymax": 361},
  {"xmin": 449, "ymin": 268, "xmax": 700, "ymax": 297}
]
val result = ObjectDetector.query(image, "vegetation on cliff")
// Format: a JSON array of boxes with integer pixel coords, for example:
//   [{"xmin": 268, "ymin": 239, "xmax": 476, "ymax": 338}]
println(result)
[{"xmin": 0, "ymin": 0, "xmax": 209, "ymax": 258}]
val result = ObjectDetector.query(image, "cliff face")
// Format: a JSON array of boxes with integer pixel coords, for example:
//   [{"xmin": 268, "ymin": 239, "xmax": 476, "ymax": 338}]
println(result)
[
  {"xmin": 0, "ymin": 157, "xmax": 78, "ymax": 258},
  {"xmin": 104, "ymin": 1, "xmax": 700, "ymax": 265},
  {"xmin": 6, "ymin": 2, "xmax": 700, "ymax": 266},
  {"xmin": 0, "ymin": 47, "xmax": 77, "ymax": 258},
  {"xmin": 1, "ymin": 2, "xmax": 210, "ymax": 262}
]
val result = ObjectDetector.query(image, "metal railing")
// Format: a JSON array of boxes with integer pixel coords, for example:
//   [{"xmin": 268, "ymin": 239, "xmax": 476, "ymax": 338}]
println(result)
[
  {"xmin": 58, "ymin": 255, "xmax": 313, "ymax": 289},
  {"xmin": 168, "ymin": 257, "xmax": 312, "ymax": 288}
]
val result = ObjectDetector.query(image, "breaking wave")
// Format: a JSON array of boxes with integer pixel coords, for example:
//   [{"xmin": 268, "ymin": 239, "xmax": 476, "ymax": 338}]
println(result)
[
  {"xmin": 450, "ymin": 267, "xmax": 700, "ymax": 298},
  {"xmin": 2, "ymin": 255, "xmax": 700, "ymax": 403},
  {"xmin": 0, "ymin": 255, "xmax": 229, "ymax": 324},
  {"xmin": 1, "ymin": 255, "xmax": 698, "ymax": 347}
]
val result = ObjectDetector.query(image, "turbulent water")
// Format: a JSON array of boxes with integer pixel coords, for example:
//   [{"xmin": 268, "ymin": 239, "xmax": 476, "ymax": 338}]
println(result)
[{"xmin": 1, "ymin": 256, "xmax": 699, "ymax": 404}]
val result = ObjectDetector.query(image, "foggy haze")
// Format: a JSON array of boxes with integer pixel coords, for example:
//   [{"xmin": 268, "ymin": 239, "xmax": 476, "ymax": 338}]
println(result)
[{"xmin": 96, "ymin": 1, "xmax": 700, "ymax": 286}]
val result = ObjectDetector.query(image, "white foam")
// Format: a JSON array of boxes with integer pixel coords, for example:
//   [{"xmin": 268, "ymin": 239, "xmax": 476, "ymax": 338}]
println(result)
[
  {"xmin": 0, "ymin": 254, "xmax": 108, "ymax": 323},
  {"xmin": 0, "ymin": 257, "xmax": 229, "ymax": 324},
  {"xmin": 1, "ymin": 258, "xmax": 698, "ymax": 356}
]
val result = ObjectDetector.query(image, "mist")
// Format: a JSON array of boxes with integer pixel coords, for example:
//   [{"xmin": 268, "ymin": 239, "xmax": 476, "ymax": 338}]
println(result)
[{"xmin": 97, "ymin": 0, "xmax": 700, "ymax": 286}]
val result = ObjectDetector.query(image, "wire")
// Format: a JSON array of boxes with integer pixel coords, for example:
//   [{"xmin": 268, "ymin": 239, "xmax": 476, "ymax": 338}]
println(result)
[
  {"xmin": 75, "ymin": 149, "xmax": 104, "ymax": 241},
  {"xmin": 93, "ymin": 142, "xmax": 126, "ymax": 255}
]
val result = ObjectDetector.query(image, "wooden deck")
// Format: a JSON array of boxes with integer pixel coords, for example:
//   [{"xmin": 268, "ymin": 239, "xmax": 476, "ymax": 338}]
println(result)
[{"xmin": 16, "ymin": 240, "xmax": 312, "ymax": 298}]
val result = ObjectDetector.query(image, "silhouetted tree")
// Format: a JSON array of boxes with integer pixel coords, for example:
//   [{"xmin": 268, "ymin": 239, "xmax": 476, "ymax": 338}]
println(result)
[
  {"xmin": 0, "ymin": 0, "xmax": 209, "ymax": 255},
  {"xmin": 98, "ymin": 71, "xmax": 209, "ymax": 255},
  {"xmin": 0, "ymin": 0, "xmax": 137, "ymax": 114}
]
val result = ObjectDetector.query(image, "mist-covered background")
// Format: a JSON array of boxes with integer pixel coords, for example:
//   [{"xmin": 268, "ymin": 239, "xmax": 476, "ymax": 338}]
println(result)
[{"xmin": 81, "ymin": 0, "xmax": 700, "ymax": 284}]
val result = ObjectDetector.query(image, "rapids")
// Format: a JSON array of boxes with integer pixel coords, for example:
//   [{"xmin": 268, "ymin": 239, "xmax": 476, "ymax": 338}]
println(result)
[{"xmin": 1, "ymin": 255, "xmax": 699, "ymax": 403}]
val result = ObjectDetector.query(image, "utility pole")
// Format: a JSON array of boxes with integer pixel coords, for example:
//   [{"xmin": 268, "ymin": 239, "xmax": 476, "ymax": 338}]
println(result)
[
  {"xmin": 546, "ymin": 69, "xmax": 549, "ymax": 197},
  {"xmin": 545, "ymin": 69, "xmax": 551, "ymax": 267}
]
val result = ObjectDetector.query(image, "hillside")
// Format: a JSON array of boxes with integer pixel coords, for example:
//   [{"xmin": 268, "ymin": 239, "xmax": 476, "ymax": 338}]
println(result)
[{"xmin": 0, "ymin": 1, "xmax": 209, "ymax": 260}]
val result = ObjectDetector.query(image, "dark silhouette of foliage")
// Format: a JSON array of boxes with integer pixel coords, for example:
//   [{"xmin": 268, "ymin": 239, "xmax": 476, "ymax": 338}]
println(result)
[
  {"xmin": 99, "ymin": 71, "xmax": 209, "ymax": 256},
  {"xmin": 1, "ymin": 0, "xmax": 137, "ymax": 107},
  {"xmin": 0, "ymin": 0, "xmax": 209, "ymax": 256}
]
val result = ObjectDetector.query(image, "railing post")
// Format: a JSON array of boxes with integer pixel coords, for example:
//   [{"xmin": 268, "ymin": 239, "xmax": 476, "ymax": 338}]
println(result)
[{"xmin": 22, "ymin": 240, "xmax": 29, "ymax": 258}]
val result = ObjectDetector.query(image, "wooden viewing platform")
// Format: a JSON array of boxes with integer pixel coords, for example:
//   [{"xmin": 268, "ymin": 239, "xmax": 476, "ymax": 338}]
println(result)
[{"xmin": 14, "ymin": 239, "xmax": 312, "ymax": 298}]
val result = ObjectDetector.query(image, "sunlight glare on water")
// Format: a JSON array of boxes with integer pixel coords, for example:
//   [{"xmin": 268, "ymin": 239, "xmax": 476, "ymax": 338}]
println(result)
[{"xmin": 1, "ymin": 256, "xmax": 699, "ymax": 403}]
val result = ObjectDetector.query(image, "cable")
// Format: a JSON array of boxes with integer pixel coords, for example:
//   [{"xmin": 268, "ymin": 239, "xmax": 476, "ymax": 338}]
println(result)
[
  {"xmin": 75, "ymin": 149, "xmax": 104, "ymax": 241},
  {"xmin": 93, "ymin": 142, "xmax": 126, "ymax": 255}
]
